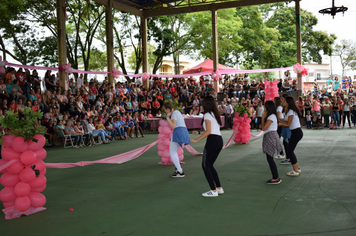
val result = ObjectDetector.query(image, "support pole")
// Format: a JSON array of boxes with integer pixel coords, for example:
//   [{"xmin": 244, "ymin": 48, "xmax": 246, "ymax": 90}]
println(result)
[
  {"xmin": 106, "ymin": 0, "xmax": 115, "ymax": 88},
  {"xmin": 295, "ymin": 0, "xmax": 302, "ymax": 96},
  {"xmin": 141, "ymin": 16, "xmax": 149, "ymax": 89},
  {"xmin": 212, "ymin": 9, "xmax": 219, "ymax": 92},
  {"xmin": 56, "ymin": 0, "xmax": 68, "ymax": 90}
]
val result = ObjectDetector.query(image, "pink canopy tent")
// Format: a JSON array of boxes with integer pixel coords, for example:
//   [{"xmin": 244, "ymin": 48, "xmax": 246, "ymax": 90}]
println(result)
[{"xmin": 182, "ymin": 58, "xmax": 235, "ymax": 74}]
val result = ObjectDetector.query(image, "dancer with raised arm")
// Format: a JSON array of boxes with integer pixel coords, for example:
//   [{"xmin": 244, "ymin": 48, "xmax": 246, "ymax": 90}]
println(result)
[
  {"xmin": 190, "ymin": 96, "xmax": 224, "ymax": 197},
  {"xmin": 164, "ymin": 102, "xmax": 191, "ymax": 178}
]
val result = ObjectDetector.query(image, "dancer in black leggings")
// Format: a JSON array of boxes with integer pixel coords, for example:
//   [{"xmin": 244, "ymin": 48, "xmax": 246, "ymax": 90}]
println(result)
[
  {"xmin": 262, "ymin": 101, "xmax": 283, "ymax": 184},
  {"xmin": 190, "ymin": 96, "xmax": 224, "ymax": 197},
  {"xmin": 279, "ymin": 96, "xmax": 303, "ymax": 176}
]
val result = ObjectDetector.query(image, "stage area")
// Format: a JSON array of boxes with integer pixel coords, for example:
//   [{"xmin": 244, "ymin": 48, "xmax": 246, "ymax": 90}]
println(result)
[{"xmin": 1, "ymin": 129, "xmax": 356, "ymax": 236}]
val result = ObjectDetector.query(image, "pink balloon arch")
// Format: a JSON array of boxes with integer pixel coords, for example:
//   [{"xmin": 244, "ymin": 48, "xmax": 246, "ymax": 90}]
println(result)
[
  {"xmin": 157, "ymin": 120, "xmax": 184, "ymax": 165},
  {"xmin": 0, "ymin": 134, "xmax": 47, "ymax": 220}
]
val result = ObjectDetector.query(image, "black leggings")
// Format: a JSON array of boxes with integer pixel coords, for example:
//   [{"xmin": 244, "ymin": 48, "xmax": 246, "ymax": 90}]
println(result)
[
  {"xmin": 202, "ymin": 135, "xmax": 223, "ymax": 190},
  {"xmin": 266, "ymin": 154, "xmax": 279, "ymax": 179},
  {"xmin": 286, "ymin": 128, "xmax": 303, "ymax": 165},
  {"xmin": 343, "ymin": 111, "xmax": 351, "ymax": 127}
]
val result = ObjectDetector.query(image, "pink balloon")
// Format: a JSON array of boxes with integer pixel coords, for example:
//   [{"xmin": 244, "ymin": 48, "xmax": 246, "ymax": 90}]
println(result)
[
  {"xmin": 3, "ymin": 200, "xmax": 15, "ymax": 208},
  {"xmin": 31, "ymin": 184, "xmax": 46, "ymax": 193},
  {"xmin": 177, "ymin": 148, "xmax": 183, "ymax": 156},
  {"xmin": 14, "ymin": 182, "xmax": 31, "ymax": 197},
  {"xmin": 1, "ymin": 147, "xmax": 21, "ymax": 161},
  {"xmin": 27, "ymin": 135, "xmax": 46, "ymax": 151},
  {"xmin": 157, "ymin": 143, "xmax": 166, "ymax": 151},
  {"xmin": 29, "ymin": 175, "xmax": 47, "ymax": 188},
  {"xmin": 162, "ymin": 138, "xmax": 170, "ymax": 147},
  {"xmin": 0, "ymin": 187, "xmax": 16, "ymax": 202},
  {"xmin": 157, "ymin": 133, "xmax": 166, "ymax": 140},
  {"xmin": 20, "ymin": 150, "xmax": 36, "ymax": 165},
  {"xmin": 40, "ymin": 168, "xmax": 47, "ymax": 176},
  {"xmin": 237, "ymin": 117, "xmax": 244, "ymax": 122},
  {"xmin": 33, "ymin": 148, "xmax": 47, "ymax": 161},
  {"xmin": 246, "ymin": 118, "xmax": 252, "ymax": 123},
  {"xmin": 19, "ymin": 167, "xmax": 36, "ymax": 183},
  {"xmin": 159, "ymin": 119, "xmax": 167, "ymax": 127},
  {"xmin": 7, "ymin": 160, "xmax": 25, "ymax": 175},
  {"xmin": 161, "ymin": 127, "xmax": 171, "ymax": 134},
  {"xmin": 234, "ymin": 136, "xmax": 241, "ymax": 143},
  {"xmin": 158, "ymin": 126, "xmax": 164, "ymax": 133},
  {"xmin": 29, "ymin": 192, "xmax": 46, "ymax": 207},
  {"xmin": 12, "ymin": 137, "xmax": 29, "ymax": 153},
  {"xmin": 2, "ymin": 134, "xmax": 16, "ymax": 148},
  {"xmin": 0, "ymin": 159, "xmax": 8, "ymax": 174},
  {"xmin": 0, "ymin": 172, "xmax": 20, "ymax": 187},
  {"xmin": 163, "ymin": 150, "xmax": 170, "ymax": 158},
  {"xmin": 234, "ymin": 113, "xmax": 240, "ymax": 117},
  {"xmin": 33, "ymin": 159, "xmax": 45, "ymax": 172},
  {"xmin": 243, "ymin": 113, "xmax": 248, "ymax": 118},
  {"xmin": 158, "ymin": 150, "xmax": 164, "ymax": 157},
  {"xmin": 15, "ymin": 196, "xmax": 31, "ymax": 212},
  {"xmin": 161, "ymin": 156, "xmax": 170, "ymax": 164}
]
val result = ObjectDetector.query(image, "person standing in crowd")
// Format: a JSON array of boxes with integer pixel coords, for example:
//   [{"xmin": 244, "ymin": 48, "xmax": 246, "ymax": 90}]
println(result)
[
  {"xmin": 279, "ymin": 96, "xmax": 303, "ymax": 176},
  {"xmin": 331, "ymin": 97, "xmax": 341, "ymax": 128},
  {"xmin": 342, "ymin": 98, "xmax": 351, "ymax": 128},
  {"xmin": 226, "ymin": 101, "xmax": 233, "ymax": 129},
  {"xmin": 190, "ymin": 96, "xmax": 224, "ymax": 197},
  {"xmin": 261, "ymin": 101, "xmax": 283, "ymax": 184},
  {"xmin": 164, "ymin": 102, "xmax": 191, "ymax": 178}
]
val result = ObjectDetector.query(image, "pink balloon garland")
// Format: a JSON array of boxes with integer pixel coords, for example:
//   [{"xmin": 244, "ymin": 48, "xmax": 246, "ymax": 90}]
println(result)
[
  {"xmin": 232, "ymin": 113, "xmax": 252, "ymax": 144},
  {"xmin": 157, "ymin": 120, "xmax": 184, "ymax": 165},
  {"xmin": 0, "ymin": 134, "xmax": 47, "ymax": 220}
]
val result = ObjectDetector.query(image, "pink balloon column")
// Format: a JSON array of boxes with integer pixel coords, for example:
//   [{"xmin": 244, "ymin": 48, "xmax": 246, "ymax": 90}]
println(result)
[
  {"xmin": 157, "ymin": 120, "xmax": 184, "ymax": 165},
  {"xmin": 264, "ymin": 80, "xmax": 279, "ymax": 101},
  {"xmin": 0, "ymin": 134, "xmax": 47, "ymax": 219},
  {"xmin": 232, "ymin": 113, "xmax": 252, "ymax": 144}
]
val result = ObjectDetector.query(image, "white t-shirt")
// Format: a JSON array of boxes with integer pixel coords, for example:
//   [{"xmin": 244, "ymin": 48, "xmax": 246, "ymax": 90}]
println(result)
[
  {"xmin": 203, "ymin": 112, "xmax": 221, "ymax": 136},
  {"xmin": 226, "ymin": 104, "xmax": 233, "ymax": 115},
  {"xmin": 171, "ymin": 110, "xmax": 186, "ymax": 128},
  {"xmin": 286, "ymin": 110, "xmax": 301, "ymax": 130},
  {"xmin": 256, "ymin": 105, "xmax": 264, "ymax": 117},
  {"xmin": 265, "ymin": 114, "xmax": 278, "ymax": 133},
  {"xmin": 276, "ymin": 106, "xmax": 284, "ymax": 119}
]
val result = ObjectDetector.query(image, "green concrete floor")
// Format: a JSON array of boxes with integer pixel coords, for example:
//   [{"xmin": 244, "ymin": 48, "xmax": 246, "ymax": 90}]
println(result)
[{"xmin": 1, "ymin": 129, "xmax": 356, "ymax": 236}]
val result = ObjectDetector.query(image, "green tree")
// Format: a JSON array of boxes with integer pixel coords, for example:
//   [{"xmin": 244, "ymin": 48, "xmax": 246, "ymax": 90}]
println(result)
[
  {"xmin": 187, "ymin": 9, "xmax": 242, "ymax": 67},
  {"xmin": 127, "ymin": 45, "xmax": 156, "ymax": 71},
  {"xmin": 333, "ymin": 39, "xmax": 356, "ymax": 76}
]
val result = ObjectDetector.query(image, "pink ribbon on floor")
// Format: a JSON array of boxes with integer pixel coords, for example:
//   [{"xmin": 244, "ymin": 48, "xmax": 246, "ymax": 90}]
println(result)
[
  {"xmin": 45, "ymin": 139, "xmax": 160, "ymax": 169},
  {"xmin": 3, "ymin": 206, "xmax": 46, "ymax": 220}
]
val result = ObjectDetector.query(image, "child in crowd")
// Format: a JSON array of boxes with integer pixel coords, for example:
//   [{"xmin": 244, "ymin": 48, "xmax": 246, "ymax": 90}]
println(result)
[{"xmin": 306, "ymin": 110, "xmax": 312, "ymax": 129}]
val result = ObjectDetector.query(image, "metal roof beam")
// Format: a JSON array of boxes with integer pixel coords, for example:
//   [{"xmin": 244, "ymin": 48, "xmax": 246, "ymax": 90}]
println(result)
[
  {"xmin": 145, "ymin": 0, "xmax": 289, "ymax": 17},
  {"xmin": 92, "ymin": 0, "xmax": 143, "ymax": 17}
]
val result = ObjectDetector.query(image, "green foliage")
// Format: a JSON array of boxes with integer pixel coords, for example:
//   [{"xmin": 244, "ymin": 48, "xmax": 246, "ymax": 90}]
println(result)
[
  {"xmin": 127, "ymin": 45, "xmax": 157, "ymax": 71},
  {"xmin": 0, "ymin": 107, "xmax": 45, "ymax": 143},
  {"xmin": 161, "ymin": 100, "xmax": 182, "ymax": 120},
  {"xmin": 234, "ymin": 104, "xmax": 250, "ymax": 117},
  {"xmin": 333, "ymin": 39, "xmax": 356, "ymax": 76}
]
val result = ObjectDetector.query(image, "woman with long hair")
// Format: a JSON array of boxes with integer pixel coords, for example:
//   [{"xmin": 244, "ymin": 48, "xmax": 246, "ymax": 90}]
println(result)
[
  {"xmin": 261, "ymin": 101, "xmax": 283, "ymax": 184},
  {"xmin": 190, "ymin": 96, "xmax": 224, "ymax": 197},
  {"xmin": 279, "ymin": 96, "xmax": 303, "ymax": 176},
  {"xmin": 164, "ymin": 102, "xmax": 191, "ymax": 178}
]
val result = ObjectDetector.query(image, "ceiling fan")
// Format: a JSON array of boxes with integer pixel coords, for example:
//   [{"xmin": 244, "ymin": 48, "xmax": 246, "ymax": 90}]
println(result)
[{"xmin": 319, "ymin": 0, "xmax": 348, "ymax": 19}]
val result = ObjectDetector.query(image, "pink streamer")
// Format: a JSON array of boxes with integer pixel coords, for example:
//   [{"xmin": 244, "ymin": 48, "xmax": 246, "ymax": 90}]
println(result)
[
  {"xmin": 6, "ymin": 62, "xmax": 58, "ymax": 71},
  {"xmin": 0, "ymin": 159, "xmax": 17, "ymax": 172},
  {"xmin": 3, "ymin": 206, "xmax": 46, "ymax": 220},
  {"xmin": 251, "ymin": 131, "xmax": 264, "ymax": 137},
  {"xmin": 45, "ymin": 139, "xmax": 160, "ymax": 169}
]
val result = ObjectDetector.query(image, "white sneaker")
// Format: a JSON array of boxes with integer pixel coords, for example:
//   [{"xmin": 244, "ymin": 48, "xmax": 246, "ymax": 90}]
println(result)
[
  {"xmin": 298, "ymin": 168, "xmax": 301, "ymax": 173},
  {"xmin": 287, "ymin": 170, "xmax": 300, "ymax": 176},
  {"xmin": 275, "ymin": 154, "xmax": 285, "ymax": 159},
  {"xmin": 202, "ymin": 190, "xmax": 219, "ymax": 197},
  {"xmin": 216, "ymin": 187, "xmax": 224, "ymax": 195}
]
